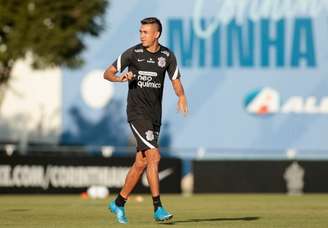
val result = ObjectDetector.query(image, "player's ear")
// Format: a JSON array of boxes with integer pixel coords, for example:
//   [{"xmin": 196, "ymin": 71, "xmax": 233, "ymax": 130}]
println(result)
[{"xmin": 155, "ymin": 31, "xmax": 160, "ymax": 39}]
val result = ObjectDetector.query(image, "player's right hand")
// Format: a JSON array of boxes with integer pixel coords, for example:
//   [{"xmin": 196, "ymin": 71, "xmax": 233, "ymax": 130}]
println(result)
[{"xmin": 119, "ymin": 72, "xmax": 134, "ymax": 82}]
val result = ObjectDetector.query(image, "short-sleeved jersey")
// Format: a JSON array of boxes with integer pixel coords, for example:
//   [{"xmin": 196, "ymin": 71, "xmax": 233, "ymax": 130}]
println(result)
[{"xmin": 112, "ymin": 44, "xmax": 181, "ymax": 125}]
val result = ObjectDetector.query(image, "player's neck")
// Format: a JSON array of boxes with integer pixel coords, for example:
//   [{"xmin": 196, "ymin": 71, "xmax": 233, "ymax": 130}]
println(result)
[{"xmin": 146, "ymin": 42, "xmax": 160, "ymax": 53}]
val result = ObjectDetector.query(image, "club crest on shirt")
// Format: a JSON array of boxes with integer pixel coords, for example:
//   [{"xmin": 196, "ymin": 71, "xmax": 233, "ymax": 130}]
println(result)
[
  {"xmin": 145, "ymin": 130, "xmax": 154, "ymax": 141},
  {"xmin": 157, "ymin": 57, "xmax": 166, "ymax": 68}
]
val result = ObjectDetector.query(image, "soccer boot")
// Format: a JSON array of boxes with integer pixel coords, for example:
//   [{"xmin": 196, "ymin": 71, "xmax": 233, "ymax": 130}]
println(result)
[
  {"xmin": 153, "ymin": 206, "xmax": 173, "ymax": 221},
  {"xmin": 109, "ymin": 201, "xmax": 128, "ymax": 224}
]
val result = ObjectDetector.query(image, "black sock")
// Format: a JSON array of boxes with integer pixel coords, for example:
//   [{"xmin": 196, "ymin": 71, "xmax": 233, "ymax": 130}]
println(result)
[
  {"xmin": 115, "ymin": 194, "xmax": 127, "ymax": 207},
  {"xmin": 152, "ymin": 195, "xmax": 162, "ymax": 212}
]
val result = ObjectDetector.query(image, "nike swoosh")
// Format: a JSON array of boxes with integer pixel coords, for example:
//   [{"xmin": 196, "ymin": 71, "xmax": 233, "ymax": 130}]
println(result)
[
  {"xmin": 142, "ymin": 168, "xmax": 174, "ymax": 187},
  {"xmin": 137, "ymin": 59, "xmax": 145, "ymax": 62}
]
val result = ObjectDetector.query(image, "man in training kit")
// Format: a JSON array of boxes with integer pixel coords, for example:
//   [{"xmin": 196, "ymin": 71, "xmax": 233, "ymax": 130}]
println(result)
[{"xmin": 103, "ymin": 17, "xmax": 188, "ymax": 224}]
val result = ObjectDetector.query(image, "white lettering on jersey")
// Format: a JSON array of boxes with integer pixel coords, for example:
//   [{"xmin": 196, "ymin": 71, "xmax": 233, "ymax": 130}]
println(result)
[
  {"xmin": 137, "ymin": 81, "xmax": 161, "ymax": 89},
  {"xmin": 138, "ymin": 71, "xmax": 158, "ymax": 77},
  {"xmin": 137, "ymin": 71, "xmax": 161, "ymax": 88}
]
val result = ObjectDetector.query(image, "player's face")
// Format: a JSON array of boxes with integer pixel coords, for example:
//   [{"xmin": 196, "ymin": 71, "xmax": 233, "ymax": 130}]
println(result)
[{"xmin": 139, "ymin": 24, "xmax": 159, "ymax": 48}]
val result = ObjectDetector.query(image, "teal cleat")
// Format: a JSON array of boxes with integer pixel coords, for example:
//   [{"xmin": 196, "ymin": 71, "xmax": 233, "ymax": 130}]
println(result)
[
  {"xmin": 153, "ymin": 207, "xmax": 173, "ymax": 222},
  {"xmin": 109, "ymin": 201, "xmax": 128, "ymax": 224}
]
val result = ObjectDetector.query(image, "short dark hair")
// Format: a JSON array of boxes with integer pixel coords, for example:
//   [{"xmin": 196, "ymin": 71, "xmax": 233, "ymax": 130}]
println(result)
[{"xmin": 141, "ymin": 17, "xmax": 162, "ymax": 37}]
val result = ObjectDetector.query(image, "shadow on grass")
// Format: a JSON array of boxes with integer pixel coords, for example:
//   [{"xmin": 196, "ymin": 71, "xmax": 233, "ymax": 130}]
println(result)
[
  {"xmin": 160, "ymin": 216, "xmax": 260, "ymax": 225},
  {"xmin": 6, "ymin": 209, "xmax": 31, "ymax": 212}
]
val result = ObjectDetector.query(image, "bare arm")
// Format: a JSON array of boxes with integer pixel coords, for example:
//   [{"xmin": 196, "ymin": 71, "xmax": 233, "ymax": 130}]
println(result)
[
  {"xmin": 171, "ymin": 79, "xmax": 188, "ymax": 115},
  {"xmin": 103, "ymin": 65, "xmax": 134, "ymax": 82}
]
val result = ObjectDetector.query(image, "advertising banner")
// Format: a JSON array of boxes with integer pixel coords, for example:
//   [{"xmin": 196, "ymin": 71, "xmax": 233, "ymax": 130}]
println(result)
[
  {"xmin": 0, "ymin": 155, "xmax": 181, "ymax": 194},
  {"xmin": 193, "ymin": 159, "xmax": 328, "ymax": 193}
]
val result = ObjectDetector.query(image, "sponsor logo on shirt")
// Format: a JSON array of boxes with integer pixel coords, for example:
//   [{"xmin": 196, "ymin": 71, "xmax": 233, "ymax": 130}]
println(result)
[
  {"xmin": 134, "ymin": 49, "xmax": 143, "ymax": 53},
  {"xmin": 138, "ymin": 71, "xmax": 157, "ymax": 77},
  {"xmin": 137, "ymin": 58, "xmax": 145, "ymax": 62},
  {"xmin": 147, "ymin": 58, "xmax": 155, "ymax": 64},
  {"xmin": 137, "ymin": 71, "xmax": 161, "ymax": 89}
]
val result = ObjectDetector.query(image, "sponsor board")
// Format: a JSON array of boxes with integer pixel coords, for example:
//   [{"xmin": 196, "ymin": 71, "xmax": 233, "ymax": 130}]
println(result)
[{"xmin": 0, "ymin": 155, "xmax": 181, "ymax": 194}]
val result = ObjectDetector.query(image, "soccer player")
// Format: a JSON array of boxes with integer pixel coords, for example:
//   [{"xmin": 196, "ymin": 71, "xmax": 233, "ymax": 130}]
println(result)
[{"xmin": 103, "ymin": 17, "xmax": 188, "ymax": 224}]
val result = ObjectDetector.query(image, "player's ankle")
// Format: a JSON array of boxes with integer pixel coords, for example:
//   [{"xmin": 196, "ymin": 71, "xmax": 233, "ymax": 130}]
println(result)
[
  {"xmin": 115, "ymin": 193, "xmax": 127, "ymax": 207},
  {"xmin": 152, "ymin": 195, "xmax": 162, "ymax": 212}
]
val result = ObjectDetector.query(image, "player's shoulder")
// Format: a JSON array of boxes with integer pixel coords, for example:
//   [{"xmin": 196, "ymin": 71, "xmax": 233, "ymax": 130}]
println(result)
[
  {"xmin": 122, "ymin": 44, "xmax": 144, "ymax": 55},
  {"xmin": 129, "ymin": 44, "xmax": 144, "ymax": 53},
  {"xmin": 159, "ymin": 45, "xmax": 175, "ymax": 58}
]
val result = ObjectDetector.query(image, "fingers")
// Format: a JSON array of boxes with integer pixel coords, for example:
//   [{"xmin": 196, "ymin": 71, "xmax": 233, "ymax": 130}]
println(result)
[
  {"xmin": 182, "ymin": 105, "xmax": 188, "ymax": 116},
  {"xmin": 183, "ymin": 104, "xmax": 189, "ymax": 114},
  {"xmin": 127, "ymin": 72, "xmax": 135, "ymax": 81},
  {"xmin": 120, "ymin": 72, "xmax": 134, "ymax": 82},
  {"xmin": 177, "ymin": 101, "xmax": 188, "ymax": 116},
  {"xmin": 120, "ymin": 75, "xmax": 128, "ymax": 82},
  {"xmin": 119, "ymin": 73, "xmax": 129, "ymax": 82}
]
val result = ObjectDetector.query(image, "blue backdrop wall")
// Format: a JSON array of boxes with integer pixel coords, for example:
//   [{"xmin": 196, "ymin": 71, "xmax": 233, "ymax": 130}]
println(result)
[{"xmin": 61, "ymin": 0, "xmax": 328, "ymax": 155}]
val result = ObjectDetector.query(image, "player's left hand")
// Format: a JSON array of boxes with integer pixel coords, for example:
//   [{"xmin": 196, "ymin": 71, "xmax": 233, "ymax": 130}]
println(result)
[{"xmin": 177, "ymin": 95, "xmax": 188, "ymax": 116}]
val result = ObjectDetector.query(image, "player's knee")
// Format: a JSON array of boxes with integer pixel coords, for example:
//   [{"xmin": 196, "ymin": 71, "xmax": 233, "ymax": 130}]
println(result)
[
  {"xmin": 146, "ymin": 151, "xmax": 160, "ymax": 165},
  {"xmin": 148, "ymin": 158, "xmax": 160, "ymax": 166},
  {"xmin": 134, "ymin": 160, "xmax": 147, "ymax": 171}
]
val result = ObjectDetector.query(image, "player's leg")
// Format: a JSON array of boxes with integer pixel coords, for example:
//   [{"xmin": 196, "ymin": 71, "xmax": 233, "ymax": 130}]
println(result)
[
  {"xmin": 145, "ymin": 148, "xmax": 173, "ymax": 221},
  {"xmin": 120, "ymin": 151, "xmax": 147, "ymax": 198},
  {"xmin": 110, "ymin": 151, "xmax": 146, "ymax": 224},
  {"xmin": 145, "ymin": 148, "xmax": 160, "ymax": 197},
  {"xmin": 109, "ymin": 121, "xmax": 148, "ymax": 224},
  {"xmin": 144, "ymin": 124, "xmax": 173, "ymax": 221}
]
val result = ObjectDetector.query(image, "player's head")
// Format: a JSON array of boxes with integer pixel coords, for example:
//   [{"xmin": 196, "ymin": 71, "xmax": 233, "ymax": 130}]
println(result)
[{"xmin": 140, "ymin": 17, "xmax": 162, "ymax": 48}]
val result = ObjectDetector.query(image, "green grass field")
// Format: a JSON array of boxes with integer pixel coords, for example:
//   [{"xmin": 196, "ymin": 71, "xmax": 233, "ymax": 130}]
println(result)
[{"xmin": 1, "ymin": 194, "xmax": 328, "ymax": 227}]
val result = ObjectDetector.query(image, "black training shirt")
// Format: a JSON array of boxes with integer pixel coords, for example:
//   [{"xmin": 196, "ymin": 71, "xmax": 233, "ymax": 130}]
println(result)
[{"xmin": 112, "ymin": 44, "xmax": 181, "ymax": 125}]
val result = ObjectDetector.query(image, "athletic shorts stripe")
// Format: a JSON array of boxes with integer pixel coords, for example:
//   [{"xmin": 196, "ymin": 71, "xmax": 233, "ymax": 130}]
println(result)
[{"xmin": 130, "ymin": 123, "xmax": 155, "ymax": 149}]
